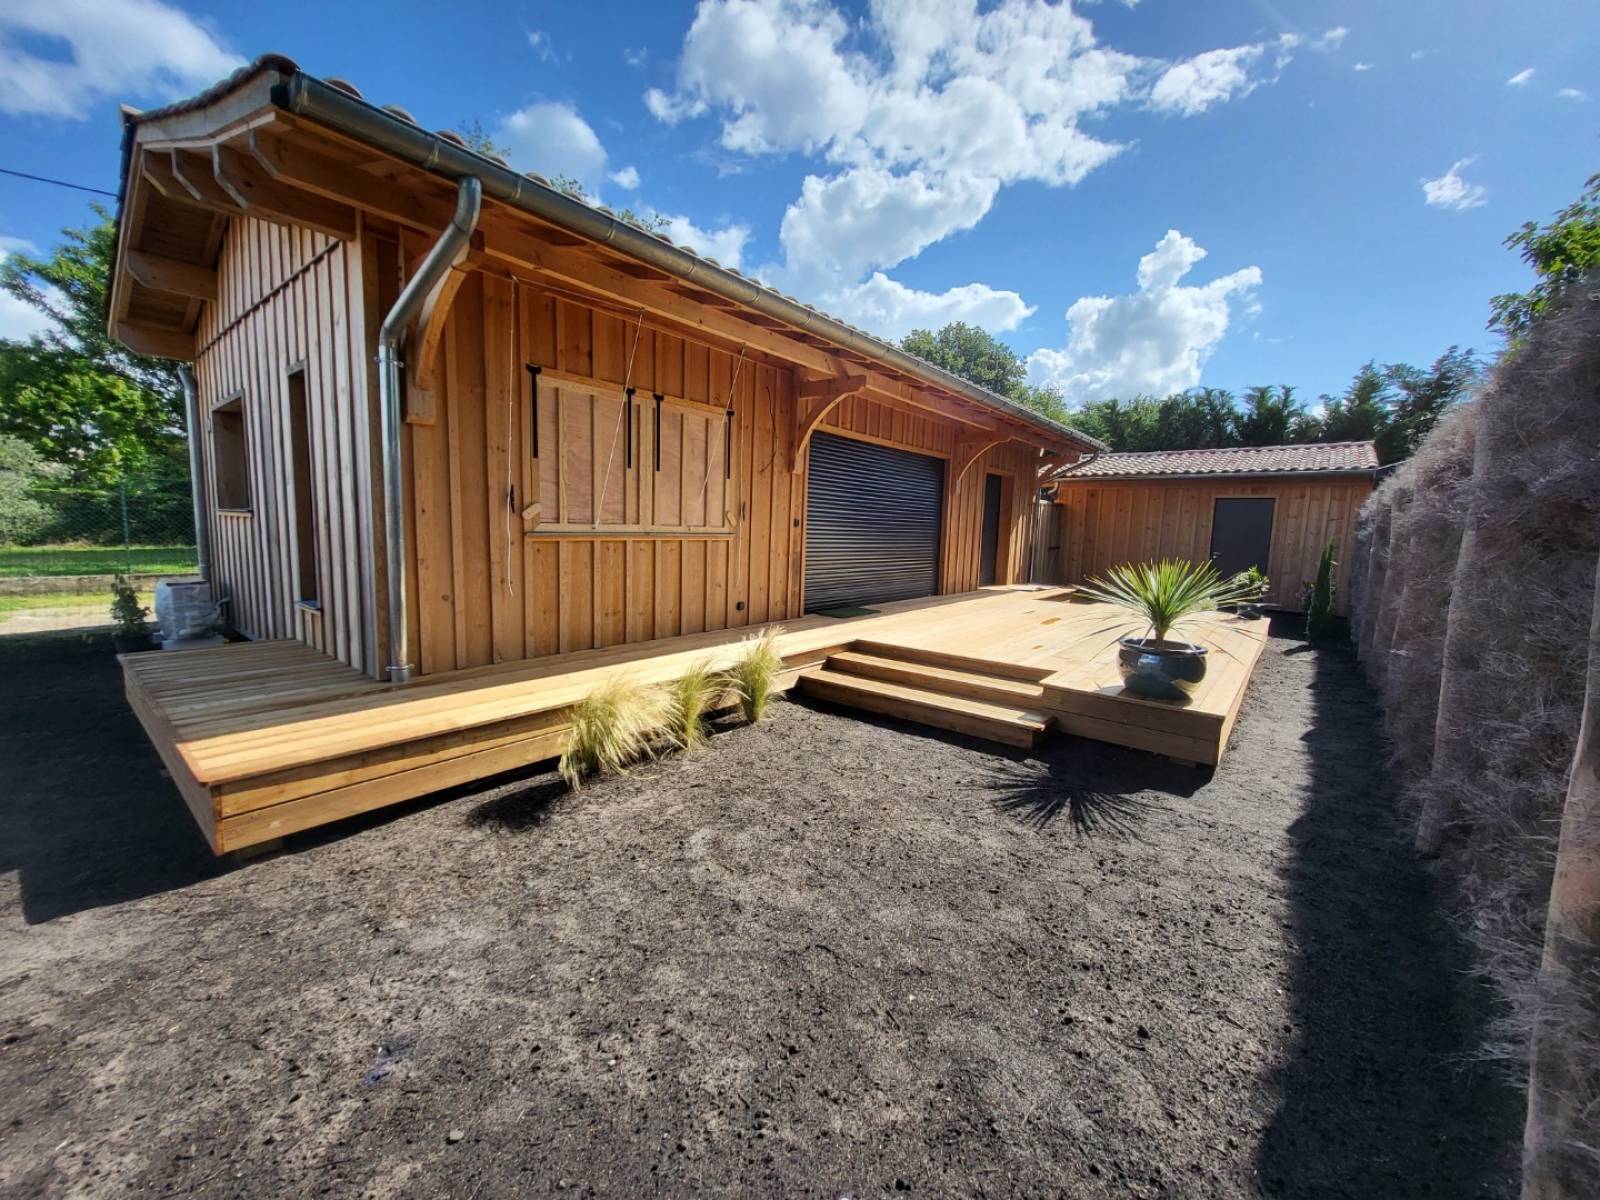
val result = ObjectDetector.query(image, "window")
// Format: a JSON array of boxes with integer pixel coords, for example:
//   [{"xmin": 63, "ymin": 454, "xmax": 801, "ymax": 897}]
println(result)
[
  {"xmin": 287, "ymin": 368, "xmax": 319, "ymax": 606},
  {"xmin": 211, "ymin": 394, "xmax": 250, "ymax": 511}
]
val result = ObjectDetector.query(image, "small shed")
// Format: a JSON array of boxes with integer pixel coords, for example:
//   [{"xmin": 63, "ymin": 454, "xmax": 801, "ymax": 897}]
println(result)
[{"xmin": 1044, "ymin": 442, "xmax": 1380, "ymax": 613}]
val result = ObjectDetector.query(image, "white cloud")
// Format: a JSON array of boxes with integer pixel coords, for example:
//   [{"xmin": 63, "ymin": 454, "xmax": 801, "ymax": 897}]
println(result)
[
  {"xmin": 609, "ymin": 165, "xmax": 641, "ymax": 190},
  {"xmin": 1313, "ymin": 27, "xmax": 1348, "ymax": 51},
  {"xmin": 526, "ymin": 30, "xmax": 557, "ymax": 64},
  {"xmin": 825, "ymin": 273, "xmax": 1033, "ymax": 342},
  {"xmin": 1422, "ymin": 157, "xmax": 1487, "ymax": 210},
  {"xmin": 1150, "ymin": 45, "xmax": 1263, "ymax": 115},
  {"xmin": 1507, "ymin": 67, "xmax": 1535, "ymax": 86},
  {"xmin": 1558, "ymin": 87, "xmax": 1588, "ymax": 102},
  {"xmin": 497, "ymin": 102, "xmax": 609, "ymax": 186},
  {"xmin": 1026, "ymin": 230, "xmax": 1261, "ymax": 404},
  {"xmin": 644, "ymin": 1, "xmax": 1312, "ymax": 344},
  {"xmin": 656, "ymin": 213, "xmax": 750, "ymax": 269},
  {"xmin": 0, "ymin": 0, "xmax": 242, "ymax": 119},
  {"xmin": 1353, "ymin": 62, "xmax": 1373, "ymax": 72},
  {"xmin": 778, "ymin": 166, "xmax": 997, "ymax": 291}
]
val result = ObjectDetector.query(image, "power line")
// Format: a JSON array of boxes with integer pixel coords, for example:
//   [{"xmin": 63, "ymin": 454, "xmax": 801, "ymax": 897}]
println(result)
[{"xmin": 0, "ymin": 167, "xmax": 118, "ymax": 198}]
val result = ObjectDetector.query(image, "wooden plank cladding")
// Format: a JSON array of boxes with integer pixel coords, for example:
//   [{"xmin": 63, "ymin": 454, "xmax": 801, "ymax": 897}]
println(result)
[
  {"xmin": 192, "ymin": 216, "xmax": 379, "ymax": 675},
  {"xmin": 396, "ymin": 266, "xmax": 1044, "ymax": 674},
  {"xmin": 1051, "ymin": 477, "xmax": 1370, "ymax": 613}
]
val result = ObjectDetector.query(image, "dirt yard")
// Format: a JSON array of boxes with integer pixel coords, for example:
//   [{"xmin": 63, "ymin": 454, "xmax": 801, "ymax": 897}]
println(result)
[{"xmin": 0, "ymin": 626, "xmax": 1519, "ymax": 1198}]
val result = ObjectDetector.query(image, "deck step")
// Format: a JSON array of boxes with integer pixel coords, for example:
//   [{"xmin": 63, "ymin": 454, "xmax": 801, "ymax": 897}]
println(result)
[
  {"xmin": 827, "ymin": 650, "xmax": 1047, "ymax": 708},
  {"xmin": 847, "ymin": 639, "xmax": 1053, "ymax": 683},
  {"xmin": 798, "ymin": 667, "xmax": 1050, "ymax": 748}
]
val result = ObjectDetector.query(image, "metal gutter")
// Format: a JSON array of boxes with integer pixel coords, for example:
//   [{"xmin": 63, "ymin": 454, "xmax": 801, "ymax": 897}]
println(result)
[
  {"xmin": 1050, "ymin": 469, "xmax": 1381, "ymax": 485},
  {"xmin": 375, "ymin": 176, "xmax": 483, "ymax": 683},
  {"xmin": 272, "ymin": 72, "xmax": 1106, "ymax": 454}
]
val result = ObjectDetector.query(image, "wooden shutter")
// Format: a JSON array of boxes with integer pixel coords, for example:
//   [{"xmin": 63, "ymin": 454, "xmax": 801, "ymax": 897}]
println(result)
[{"xmin": 525, "ymin": 374, "xmax": 733, "ymax": 534}]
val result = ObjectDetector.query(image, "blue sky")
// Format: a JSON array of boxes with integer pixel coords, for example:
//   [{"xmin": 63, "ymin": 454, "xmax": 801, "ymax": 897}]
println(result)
[{"xmin": 1, "ymin": 0, "xmax": 1595, "ymax": 405}]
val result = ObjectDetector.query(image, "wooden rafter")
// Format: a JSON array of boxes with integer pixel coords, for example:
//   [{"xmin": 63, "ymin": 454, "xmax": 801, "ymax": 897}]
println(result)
[
  {"xmin": 792, "ymin": 372, "xmax": 868, "ymax": 471},
  {"xmin": 211, "ymin": 144, "xmax": 357, "ymax": 240}
]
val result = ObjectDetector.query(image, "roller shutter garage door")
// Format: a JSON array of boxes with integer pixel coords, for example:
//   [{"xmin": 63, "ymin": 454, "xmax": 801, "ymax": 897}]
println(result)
[{"xmin": 804, "ymin": 432, "xmax": 944, "ymax": 610}]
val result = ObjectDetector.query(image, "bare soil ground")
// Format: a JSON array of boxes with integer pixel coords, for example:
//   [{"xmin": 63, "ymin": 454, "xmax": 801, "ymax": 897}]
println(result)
[{"xmin": 0, "ymin": 626, "xmax": 1519, "ymax": 1198}]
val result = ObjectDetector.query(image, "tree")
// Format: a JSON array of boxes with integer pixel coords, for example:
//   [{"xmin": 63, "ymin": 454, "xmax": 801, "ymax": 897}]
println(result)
[
  {"xmin": 0, "ymin": 210, "xmax": 185, "ymax": 482},
  {"xmin": 1490, "ymin": 172, "xmax": 1600, "ymax": 342},
  {"xmin": 1234, "ymin": 385, "xmax": 1304, "ymax": 446},
  {"xmin": 0, "ymin": 434, "xmax": 61, "ymax": 544},
  {"xmin": 1379, "ymin": 347, "xmax": 1479, "ymax": 463},
  {"xmin": 898, "ymin": 321, "xmax": 1070, "ymax": 425},
  {"xmin": 1310, "ymin": 361, "xmax": 1391, "ymax": 444}
]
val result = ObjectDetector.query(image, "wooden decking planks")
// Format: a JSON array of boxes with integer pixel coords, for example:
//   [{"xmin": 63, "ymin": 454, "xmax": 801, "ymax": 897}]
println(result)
[{"xmin": 119, "ymin": 587, "xmax": 1272, "ymax": 854}]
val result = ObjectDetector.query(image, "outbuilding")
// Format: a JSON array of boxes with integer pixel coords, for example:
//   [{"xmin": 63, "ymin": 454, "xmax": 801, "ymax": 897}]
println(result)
[
  {"xmin": 106, "ymin": 55, "xmax": 1103, "ymax": 684},
  {"xmin": 1043, "ymin": 442, "xmax": 1380, "ymax": 613}
]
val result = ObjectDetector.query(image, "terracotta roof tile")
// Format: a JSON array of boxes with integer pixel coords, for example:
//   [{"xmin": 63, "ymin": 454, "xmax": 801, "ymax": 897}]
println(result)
[{"xmin": 1049, "ymin": 441, "xmax": 1379, "ymax": 481}]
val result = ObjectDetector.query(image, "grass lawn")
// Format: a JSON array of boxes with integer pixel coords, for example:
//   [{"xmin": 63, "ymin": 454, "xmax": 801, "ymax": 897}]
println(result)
[
  {"xmin": 0, "ymin": 591, "xmax": 154, "ymax": 616},
  {"xmin": 0, "ymin": 545, "xmax": 197, "ymax": 578}
]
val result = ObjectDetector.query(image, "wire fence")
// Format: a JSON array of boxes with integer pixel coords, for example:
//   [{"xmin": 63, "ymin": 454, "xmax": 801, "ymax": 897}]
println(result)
[{"xmin": 0, "ymin": 471, "xmax": 198, "ymax": 588}]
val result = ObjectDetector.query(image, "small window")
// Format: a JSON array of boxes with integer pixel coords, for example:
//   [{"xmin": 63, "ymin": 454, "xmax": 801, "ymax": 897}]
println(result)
[
  {"xmin": 287, "ymin": 368, "xmax": 319, "ymax": 606},
  {"xmin": 211, "ymin": 394, "xmax": 250, "ymax": 511}
]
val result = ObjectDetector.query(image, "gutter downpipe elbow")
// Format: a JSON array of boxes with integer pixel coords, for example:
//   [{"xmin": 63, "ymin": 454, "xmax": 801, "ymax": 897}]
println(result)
[
  {"xmin": 178, "ymin": 364, "xmax": 211, "ymax": 584},
  {"xmin": 376, "ymin": 174, "xmax": 482, "ymax": 683}
]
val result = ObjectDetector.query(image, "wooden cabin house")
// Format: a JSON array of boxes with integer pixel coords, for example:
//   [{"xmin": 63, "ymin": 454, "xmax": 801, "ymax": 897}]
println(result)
[
  {"xmin": 1043, "ymin": 443, "xmax": 1380, "ymax": 613},
  {"xmin": 108, "ymin": 55, "xmax": 1104, "ymax": 686}
]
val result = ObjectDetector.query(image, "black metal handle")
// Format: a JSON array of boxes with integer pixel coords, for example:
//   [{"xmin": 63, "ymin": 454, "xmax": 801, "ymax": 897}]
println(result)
[
  {"xmin": 625, "ymin": 388, "xmax": 634, "ymax": 469},
  {"xmin": 653, "ymin": 394, "xmax": 663, "ymax": 472},
  {"xmin": 525, "ymin": 364, "xmax": 541, "ymax": 458},
  {"xmin": 725, "ymin": 410, "xmax": 734, "ymax": 479}
]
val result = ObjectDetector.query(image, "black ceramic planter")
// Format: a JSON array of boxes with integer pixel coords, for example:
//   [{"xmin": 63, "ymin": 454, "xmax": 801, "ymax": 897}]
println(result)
[{"xmin": 1116, "ymin": 637, "xmax": 1208, "ymax": 701}]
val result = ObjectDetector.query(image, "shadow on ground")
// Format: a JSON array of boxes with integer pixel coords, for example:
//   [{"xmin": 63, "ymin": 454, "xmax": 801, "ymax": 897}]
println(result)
[
  {"xmin": 1255, "ymin": 632, "xmax": 1521, "ymax": 1197},
  {"xmin": 0, "ymin": 633, "xmax": 226, "ymax": 923}
]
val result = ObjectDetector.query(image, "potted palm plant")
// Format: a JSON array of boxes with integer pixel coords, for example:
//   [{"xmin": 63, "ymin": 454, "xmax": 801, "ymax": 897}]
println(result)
[{"xmin": 1076, "ymin": 559, "xmax": 1257, "ymax": 701}]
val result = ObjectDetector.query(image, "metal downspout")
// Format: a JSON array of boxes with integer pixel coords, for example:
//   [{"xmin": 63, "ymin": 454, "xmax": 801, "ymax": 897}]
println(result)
[
  {"xmin": 177, "ymin": 365, "xmax": 211, "ymax": 583},
  {"xmin": 376, "ymin": 175, "xmax": 482, "ymax": 683}
]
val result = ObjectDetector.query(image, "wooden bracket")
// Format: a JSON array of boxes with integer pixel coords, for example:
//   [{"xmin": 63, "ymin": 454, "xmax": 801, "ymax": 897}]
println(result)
[
  {"xmin": 406, "ymin": 231, "xmax": 486, "ymax": 406},
  {"xmin": 792, "ymin": 372, "xmax": 867, "ymax": 471},
  {"xmin": 952, "ymin": 434, "xmax": 1008, "ymax": 486},
  {"xmin": 117, "ymin": 320, "xmax": 195, "ymax": 361}
]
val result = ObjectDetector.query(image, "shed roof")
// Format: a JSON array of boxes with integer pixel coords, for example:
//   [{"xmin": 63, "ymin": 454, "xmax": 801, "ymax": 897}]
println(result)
[
  {"xmin": 1049, "ymin": 442, "xmax": 1380, "ymax": 481},
  {"xmin": 108, "ymin": 54, "xmax": 1105, "ymax": 455}
]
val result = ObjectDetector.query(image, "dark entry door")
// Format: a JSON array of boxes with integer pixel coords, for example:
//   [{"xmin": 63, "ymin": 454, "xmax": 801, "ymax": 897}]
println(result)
[
  {"xmin": 804, "ymin": 432, "xmax": 944, "ymax": 611},
  {"xmin": 979, "ymin": 473, "xmax": 1003, "ymax": 586},
  {"xmin": 1210, "ymin": 497, "xmax": 1275, "ymax": 580}
]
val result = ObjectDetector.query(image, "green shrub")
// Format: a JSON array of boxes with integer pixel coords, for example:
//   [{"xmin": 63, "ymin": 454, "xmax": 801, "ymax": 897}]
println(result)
[
  {"xmin": 664, "ymin": 658, "xmax": 721, "ymax": 752},
  {"xmin": 558, "ymin": 676, "xmax": 668, "ymax": 790},
  {"xmin": 109, "ymin": 572, "xmax": 149, "ymax": 637},
  {"xmin": 1306, "ymin": 541, "xmax": 1339, "ymax": 641},
  {"xmin": 726, "ymin": 627, "xmax": 784, "ymax": 722},
  {"xmin": 1077, "ymin": 559, "xmax": 1258, "ymax": 645}
]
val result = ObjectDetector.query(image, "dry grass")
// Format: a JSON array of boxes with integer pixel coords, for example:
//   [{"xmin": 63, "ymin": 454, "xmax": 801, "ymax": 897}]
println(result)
[
  {"xmin": 663, "ymin": 658, "xmax": 722, "ymax": 752},
  {"xmin": 727, "ymin": 626, "xmax": 784, "ymax": 723},
  {"xmin": 1350, "ymin": 276, "xmax": 1600, "ymax": 1185},
  {"xmin": 558, "ymin": 676, "xmax": 669, "ymax": 790}
]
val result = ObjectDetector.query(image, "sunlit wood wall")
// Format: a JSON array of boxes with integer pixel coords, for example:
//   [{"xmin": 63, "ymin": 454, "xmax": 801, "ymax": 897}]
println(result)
[{"xmin": 1052, "ymin": 476, "xmax": 1374, "ymax": 613}]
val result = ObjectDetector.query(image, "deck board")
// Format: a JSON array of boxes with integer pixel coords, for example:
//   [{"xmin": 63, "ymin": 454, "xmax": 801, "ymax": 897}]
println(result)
[{"xmin": 119, "ymin": 587, "xmax": 1271, "ymax": 852}]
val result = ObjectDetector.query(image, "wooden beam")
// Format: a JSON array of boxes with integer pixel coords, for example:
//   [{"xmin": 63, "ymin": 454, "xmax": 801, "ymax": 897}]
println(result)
[
  {"xmin": 210, "ymin": 144, "xmax": 357, "ymax": 240},
  {"xmin": 168, "ymin": 149, "xmax": 244, "ymax": 214},
  {"xmin": 792, "ymin": 373, "xmax": 868, "ymax": 471},
  {"xmin": 124, "ymin": 250, "xmax": 218, "ymax": 302},
  {"xmin": 117, "ymin": 320, "xmax": 195, "ymax": 361}
]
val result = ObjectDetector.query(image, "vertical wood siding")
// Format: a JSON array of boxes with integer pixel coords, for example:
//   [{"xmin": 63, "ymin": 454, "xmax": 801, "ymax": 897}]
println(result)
[
  {"xmin": 402, "ymin": 271, "xmax": 1044, "ymax": 673},
  {"xmin": 1052, "ymin": 477, "xmax": 1373, "ymax": 613},
  {"xmin": 191, "ymin": 217, "xmax": 378, "ymax": 674}
]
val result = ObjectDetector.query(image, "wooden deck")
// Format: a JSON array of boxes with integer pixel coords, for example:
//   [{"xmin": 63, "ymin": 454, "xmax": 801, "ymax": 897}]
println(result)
[{"xmin": 120, "ymin": 588, "xmax": 1269, "ymax": 853}]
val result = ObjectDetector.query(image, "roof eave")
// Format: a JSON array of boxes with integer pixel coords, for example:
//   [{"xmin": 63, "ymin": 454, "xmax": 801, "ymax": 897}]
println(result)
[{"xmin": 269, "ymin": 72, "xmax": 1106, "ymax": 454}]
